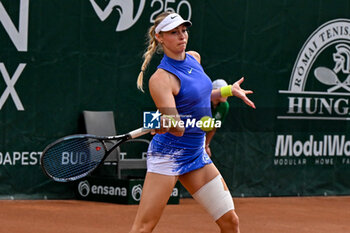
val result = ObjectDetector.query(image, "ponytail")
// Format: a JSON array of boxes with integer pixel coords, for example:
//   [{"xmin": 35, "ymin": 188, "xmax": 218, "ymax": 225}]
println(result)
[
  {"xmin": 137, "ymin": 26, "xmax": 158, "ymax": 91},
  {"xmin": 137, "ymin": 11, "xmax": 172, "ymax": 92}
]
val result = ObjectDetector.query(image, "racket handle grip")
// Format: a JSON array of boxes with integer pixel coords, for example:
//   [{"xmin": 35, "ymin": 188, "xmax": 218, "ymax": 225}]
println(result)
[{"xmin": 129, "ymin": 128, "xmax": 151, "ymax": 139}]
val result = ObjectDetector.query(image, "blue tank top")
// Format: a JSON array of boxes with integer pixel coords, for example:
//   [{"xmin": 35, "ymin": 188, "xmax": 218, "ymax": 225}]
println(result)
[{"xmin": 153, "ymin": 53, "xmax": 212, "ymax": 149}]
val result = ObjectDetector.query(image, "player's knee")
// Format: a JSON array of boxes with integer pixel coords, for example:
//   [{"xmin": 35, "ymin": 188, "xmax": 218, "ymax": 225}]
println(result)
[
  {"xmin": 130, "ymin": 221, "xmax": 157, "ymax": 233},
  {"xmin": 227, "ymin": 211, "xmax": 239, "ymax": 228},
  {"xmin": 217, "ymin": 211, "xmax": 239, "ymax": 232}
]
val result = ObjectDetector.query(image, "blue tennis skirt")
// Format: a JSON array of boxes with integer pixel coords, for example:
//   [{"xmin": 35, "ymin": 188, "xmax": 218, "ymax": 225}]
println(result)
[{"xmin": 146, "ymin": 134, "xmax": 212, "ymax": 176}]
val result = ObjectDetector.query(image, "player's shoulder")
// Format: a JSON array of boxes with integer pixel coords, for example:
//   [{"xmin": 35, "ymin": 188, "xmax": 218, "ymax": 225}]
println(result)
[
  {"xmin": 187, "ymin": 51, "xmax": 201, "ymax": 63},
  {"xmin": 150, "ymin": 68, "xmax": 169, "ymax": 81},
  {"xmin": 149, "ymin": 68, "xmax": 172, "ymax": 88}
]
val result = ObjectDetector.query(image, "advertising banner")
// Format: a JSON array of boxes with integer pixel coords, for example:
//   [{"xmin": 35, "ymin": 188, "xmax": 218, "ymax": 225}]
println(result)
[
  {"xmin": 0, "ymin": 0, "xmax": 349, "ymax": 199},
  {"xmin": 75, "ymin": 178, "xmax": 180, "ymax": 204}
]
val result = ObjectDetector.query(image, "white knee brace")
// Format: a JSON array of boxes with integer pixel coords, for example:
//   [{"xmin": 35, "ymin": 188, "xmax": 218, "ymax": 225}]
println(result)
[{"xmin": 192, "ymin": 175, "xmax": 235, "ymax": 221}]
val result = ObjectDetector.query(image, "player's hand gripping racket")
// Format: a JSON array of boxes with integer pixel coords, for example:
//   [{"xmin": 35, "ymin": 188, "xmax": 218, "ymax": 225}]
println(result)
[{"xmin": 41, "ymin": 127, "xmax": 150, "ymax": 182}]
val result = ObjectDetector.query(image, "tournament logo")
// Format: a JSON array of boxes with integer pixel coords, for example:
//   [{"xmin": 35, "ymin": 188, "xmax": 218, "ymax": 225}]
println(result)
[
  {"xmin": 131, "ymin": 184, "xmax": 142, "ymax": 201},
  {"xmin": 89, "ymin": 0, "xmax": 146, "ymax": 32},
  {"xmin": 278, "ymin": 19, "xmax": 350, "ymax": 120},
  {"xmin": 78, "ymin": 180, "xmax": 90, "ymax": 197},
  {"xmin": 275, "ymin": 19, "xmax": 350, "ymax": 166}
]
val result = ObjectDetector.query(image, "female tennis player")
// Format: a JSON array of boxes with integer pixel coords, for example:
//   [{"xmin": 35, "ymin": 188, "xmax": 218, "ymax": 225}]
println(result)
[{"xmin": 131, "ymin": 12, "xmax": 255, "ymax": 233}]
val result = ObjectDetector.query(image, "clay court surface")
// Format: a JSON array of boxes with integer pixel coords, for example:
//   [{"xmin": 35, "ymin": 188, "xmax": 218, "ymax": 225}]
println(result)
[{"xmin": 0, "ymin": 196, "xmax": 349, "ymax": 233}]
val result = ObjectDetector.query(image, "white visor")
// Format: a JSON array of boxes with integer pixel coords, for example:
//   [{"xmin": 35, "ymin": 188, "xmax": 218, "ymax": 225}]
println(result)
[
  {"xmin": 155, "ymin": 13, "xmax": 192, "ymax": 34},
  {"xmin": 212, "ymin": 79, "xmax": 228, "ymax": 89}
]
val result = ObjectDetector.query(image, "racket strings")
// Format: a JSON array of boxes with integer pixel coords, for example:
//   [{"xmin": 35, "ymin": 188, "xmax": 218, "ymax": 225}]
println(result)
[{"xmin": 42, "ymin": 138, "xmax": 105, "ymax": 181}]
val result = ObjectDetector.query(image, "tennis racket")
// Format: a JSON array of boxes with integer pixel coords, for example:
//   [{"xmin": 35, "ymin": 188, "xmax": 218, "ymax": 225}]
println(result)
[{"xmin": 41, "ymin": 127, "xmax": 151, "ymax": 182}]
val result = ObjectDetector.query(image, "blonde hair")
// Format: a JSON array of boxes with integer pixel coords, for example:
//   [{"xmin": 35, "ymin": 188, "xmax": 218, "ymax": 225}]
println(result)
[{"xmin": 137, "ymin": 12, "xmax": 171, "ymax": 92}]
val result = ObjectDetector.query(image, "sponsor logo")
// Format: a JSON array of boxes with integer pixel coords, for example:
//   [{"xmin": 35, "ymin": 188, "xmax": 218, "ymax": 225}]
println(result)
[
  {"xmin": 91, "ymin": 184, "xmax": 127, "ymax": 196},
  {"xmin": 278, "ymin": 19, "xmax": 350, "ymax": 121},
  {"xmin": 78, "ymin": 180, "xmax": 90, "ymax": 197},
  {"xmin": 274, "ymin": 134, "xmax": 350, "ymax": 166},
  {"xmin": 131, "ymin": 184, "xmax": 142, "ymax": 201},
  {"xmin": 89, "ymin": 0, "xmax": 146, "ymax": 32},
  {"xmin": 78, "ymin": 180, "xmax": 128, "ymax": 198},
  {"xmin": 188, "ymin": 68, "xmax": 193, "ymax": 74}
]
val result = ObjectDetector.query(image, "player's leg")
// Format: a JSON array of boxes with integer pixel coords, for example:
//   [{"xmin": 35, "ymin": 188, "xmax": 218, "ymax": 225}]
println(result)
[
  {"xmin": 179, "ymin": 163, "xmax": 239, "ymax": 233},
  {"xmin": 216, "ymin": 210, "xmax": 240, "ymax": 233},
  {"xmin": 129, "ymin": 172, "xmax": 178, "ymax": 233}
]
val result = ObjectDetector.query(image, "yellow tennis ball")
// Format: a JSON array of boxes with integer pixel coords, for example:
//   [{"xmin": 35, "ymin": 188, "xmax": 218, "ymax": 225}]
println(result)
[{"xmin": 199, "ymin": 116, "xmax": 214, "ymax": 132}]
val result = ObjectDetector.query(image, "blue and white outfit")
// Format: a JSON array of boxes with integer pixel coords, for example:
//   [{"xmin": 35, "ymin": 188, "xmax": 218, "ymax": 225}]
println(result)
[{"xmin": 147, "ymin": 53, "xmax": 213, "ymax": 176}]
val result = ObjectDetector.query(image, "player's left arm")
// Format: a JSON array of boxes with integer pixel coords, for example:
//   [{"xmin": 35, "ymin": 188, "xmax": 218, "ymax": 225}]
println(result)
[
  {"xmin": 231, "ymin": 77, "xmax": 255, "ymax": 108},
  {"xmin": 211, "ymin": 77, "xmax": 256, "ymax": 109}
]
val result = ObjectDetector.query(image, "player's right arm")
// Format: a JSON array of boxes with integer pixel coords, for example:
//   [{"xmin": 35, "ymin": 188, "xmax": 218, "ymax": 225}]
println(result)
[{"xmin": 149, "ymin": 69, "xmax": 184, "ymax": 137}]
